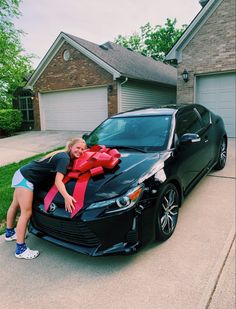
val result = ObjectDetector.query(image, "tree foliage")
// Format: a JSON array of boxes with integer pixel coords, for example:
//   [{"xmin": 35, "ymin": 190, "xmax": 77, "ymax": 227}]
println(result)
[
  {"xmin": 0, "ymin": 108, "xmax": 22, "ymax": 135},
  {"xmin": 115, "ymin": 18, "xmax": 186, "ymax": 61},
  {"xmin": 0, "ymin": 0, "xmax": 33, "ymax": 108}
]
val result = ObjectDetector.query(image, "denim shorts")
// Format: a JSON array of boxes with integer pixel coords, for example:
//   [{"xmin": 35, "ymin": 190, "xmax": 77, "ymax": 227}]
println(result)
[{"xmin": 11, "ymin": 169, "xmax": 34, "ymax": 191}]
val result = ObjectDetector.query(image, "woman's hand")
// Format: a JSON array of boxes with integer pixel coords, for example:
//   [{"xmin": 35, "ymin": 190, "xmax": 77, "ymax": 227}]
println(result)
[
  {"xmin": 64, "ymin": 195, "xmax": 76, "ymax": 213},
  {"xmin": 55, "ymin": 172, "xmax": 76, "ymax": 213}
]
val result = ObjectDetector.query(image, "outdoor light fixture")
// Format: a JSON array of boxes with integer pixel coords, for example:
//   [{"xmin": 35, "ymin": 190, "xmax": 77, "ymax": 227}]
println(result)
[
  {"xmin": 182, "ymin": 69, "xmax": 189, "ymax": 82},
  {"xmin": 30, "ymin": 90, "xmax": 36, "ymax": 100},
  {"xmin": 108, "ymin": 85, "xmax": 113, "ymax": 93}
]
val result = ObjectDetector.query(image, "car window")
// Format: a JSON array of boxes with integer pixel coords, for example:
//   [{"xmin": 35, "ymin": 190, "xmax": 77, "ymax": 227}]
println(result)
[
  {"xmin": 176, "ymin": 110, "xmax": 203, "ymax": 137},
  {"xmin": 86, "ymin": 115, "xmax": 172, "ymax": 151},
  {"xmin": 195, "ymin": 105, "xmax": 211, "ymax": 127}
]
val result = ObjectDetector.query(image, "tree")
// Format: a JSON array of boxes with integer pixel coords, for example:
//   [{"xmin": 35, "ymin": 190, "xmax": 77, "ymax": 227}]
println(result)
[
  {"xmin": 0, "ymin": 0, "xmax": 33, "ymax": 109},
  {"xmin": 115, "ymin": 18, "xmax": 186, "ymax": 61}
]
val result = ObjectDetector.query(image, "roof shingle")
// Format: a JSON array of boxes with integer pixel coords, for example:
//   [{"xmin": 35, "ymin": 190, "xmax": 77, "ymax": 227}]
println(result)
[{"xmin": 64, "ymin": 32, "xmax": 177, "ymax": 87}]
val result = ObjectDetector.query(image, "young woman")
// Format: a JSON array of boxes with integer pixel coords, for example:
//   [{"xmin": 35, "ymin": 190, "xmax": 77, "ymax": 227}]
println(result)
[{"xmin": 5, "ymin": 137, "xmax": 86, "ymax": 260}]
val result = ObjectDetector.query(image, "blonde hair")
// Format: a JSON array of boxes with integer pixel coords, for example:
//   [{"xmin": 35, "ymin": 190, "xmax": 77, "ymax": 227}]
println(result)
[{"xmin": 40, "ymin": 137, "xmax": 87, "ymax": 161}]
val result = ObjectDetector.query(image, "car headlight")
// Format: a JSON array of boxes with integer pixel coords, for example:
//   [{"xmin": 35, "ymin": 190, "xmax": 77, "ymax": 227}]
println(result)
[{"xmin": 86, "ymin": 185, "xmax": 144, "ymax": 213}]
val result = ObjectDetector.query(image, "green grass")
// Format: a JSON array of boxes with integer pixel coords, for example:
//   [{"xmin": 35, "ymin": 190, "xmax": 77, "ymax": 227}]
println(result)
[{"xmin": 0, "ymin": 147, "xmax": 63, "ymax": 235}]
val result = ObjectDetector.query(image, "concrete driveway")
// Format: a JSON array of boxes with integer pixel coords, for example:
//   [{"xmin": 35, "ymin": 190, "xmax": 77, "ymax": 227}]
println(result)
[
  {"xmin": 0, "ymin": 132, "xmax": 235, "ymax": 309},
  {"xmin": 0, "ymin": 130, "xmax": 87, "ymax": 166}
]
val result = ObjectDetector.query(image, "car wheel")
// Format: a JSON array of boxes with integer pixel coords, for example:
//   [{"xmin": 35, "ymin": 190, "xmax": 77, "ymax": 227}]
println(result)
[
  {"xmin": 155, "ymin": 183, "xmax": 180, "ymax": 241},
  {"xmin": 214, "ymin": 137, "xmax": 227, "ymax": 170}
]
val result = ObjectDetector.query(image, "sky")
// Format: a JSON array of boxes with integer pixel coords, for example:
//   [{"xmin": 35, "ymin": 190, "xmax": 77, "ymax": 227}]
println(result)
[{"xmin": 15, "ymin": 0, "xmax": 202, "ymax": 68}]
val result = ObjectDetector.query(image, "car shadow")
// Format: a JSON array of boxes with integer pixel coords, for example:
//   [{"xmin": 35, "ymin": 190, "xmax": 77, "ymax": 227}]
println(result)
[{"xmin": 20, "ymin": 235, "xmax": 164, "ymax": 275}]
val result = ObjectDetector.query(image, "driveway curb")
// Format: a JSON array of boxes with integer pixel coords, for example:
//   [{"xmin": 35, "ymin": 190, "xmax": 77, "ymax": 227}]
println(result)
[{"xmin": 197, "ymin": 225, "xmax": 235, "ymax": 309}]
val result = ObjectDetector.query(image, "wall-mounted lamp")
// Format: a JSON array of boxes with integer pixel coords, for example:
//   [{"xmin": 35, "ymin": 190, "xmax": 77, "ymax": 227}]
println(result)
[
  {"xmin": 30, "ymin": 91, "xmax": 36, "ymax": 100},
  {"xmin": 108, "ymin": 84, "xmax": 113, "ymax": 94},
  {"xmin": 181, "ymin": 69, "xmax": 189, "ymax": 82}
]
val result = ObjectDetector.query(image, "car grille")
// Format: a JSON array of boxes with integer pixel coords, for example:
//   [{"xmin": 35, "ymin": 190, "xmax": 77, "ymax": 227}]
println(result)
[{"xmin": 31, "ymin": 211, "xmax": 100, "ymax": 247}]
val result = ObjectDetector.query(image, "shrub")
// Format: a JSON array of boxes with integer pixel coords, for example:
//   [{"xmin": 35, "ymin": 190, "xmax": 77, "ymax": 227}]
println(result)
[{"xmin": 0, "ymin": 109, "xmax": 23, "ymax": 135}]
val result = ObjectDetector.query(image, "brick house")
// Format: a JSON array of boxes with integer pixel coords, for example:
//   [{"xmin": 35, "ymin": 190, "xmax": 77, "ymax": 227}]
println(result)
[
  {"xmin": 25, "ymin": 32, "xmax": 176, "ymax": 131},
  {"xmin": 166, "ymin": 0, "xmax": 236, "ymax": 137}
]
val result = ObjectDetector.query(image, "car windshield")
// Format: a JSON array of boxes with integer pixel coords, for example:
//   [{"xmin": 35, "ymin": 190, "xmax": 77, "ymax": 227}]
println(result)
[{"xmin": 86, "ymin": 115, "xmax": 172, "ymax": 152}]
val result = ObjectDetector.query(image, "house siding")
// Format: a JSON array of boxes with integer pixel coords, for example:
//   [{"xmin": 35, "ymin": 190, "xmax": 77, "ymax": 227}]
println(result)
[
  {"xmin": 119, "ymin": 80, "xmax": 176, "ymax": 112},
  {"xmin": 33, "ymin": 42, "xmax": 117, "ymax": 129},
  {"xmin": 177, "ymin": 0, "xmax": 235, "ymax": 103}
]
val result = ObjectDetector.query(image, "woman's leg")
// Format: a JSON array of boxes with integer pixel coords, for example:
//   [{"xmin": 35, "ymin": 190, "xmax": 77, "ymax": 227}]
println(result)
[
  {"xmin": 15, "ymin": 187, "xmax": 33, "ymax": 243},
  {"xmin": 14, "ymin": 187, "xmax": 39, "ymax": 259},
  {"xmin": 6, "ymin": 190, "xmax": 20, "ymax": 229}
]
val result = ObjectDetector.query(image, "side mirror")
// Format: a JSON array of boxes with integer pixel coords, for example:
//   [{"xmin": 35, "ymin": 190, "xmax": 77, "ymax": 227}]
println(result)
[
  {"xmin": 82, "ymin": 133, "xmax": 89, "ymax": 141},
  {"xmin": 179, "ymin": 133, "xmax": 201, "ymax": 145}
]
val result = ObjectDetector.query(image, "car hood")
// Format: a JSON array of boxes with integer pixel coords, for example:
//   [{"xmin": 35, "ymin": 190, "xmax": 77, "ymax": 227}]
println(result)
[{"xmin": 35, "ymin": 151, "xmax": 165, "ymax": 207}]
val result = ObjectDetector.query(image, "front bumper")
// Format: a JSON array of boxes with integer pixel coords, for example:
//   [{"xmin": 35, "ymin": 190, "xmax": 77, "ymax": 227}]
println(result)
[
  {"xmin": 29, "ymin": 203, "xmax": 141, "ymax": 256},
  {"xmin": 29, "ymin": 223, "xmax": 140, "ymax": 256}
]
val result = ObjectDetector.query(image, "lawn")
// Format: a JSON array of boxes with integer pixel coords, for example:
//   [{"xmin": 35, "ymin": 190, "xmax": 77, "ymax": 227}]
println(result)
[{"xmin": 0, "ymin": 149, "xmax": 61, "ymax": 235}]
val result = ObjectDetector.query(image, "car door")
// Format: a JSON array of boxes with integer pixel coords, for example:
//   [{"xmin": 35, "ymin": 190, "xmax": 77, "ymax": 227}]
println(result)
[
  {"xmin": 174, "ymin": 108, "xmax": 209, "ymax": 189},
  {"xmin": 194, "ymin": 105, "xmax": 215, "ymax": 166}
]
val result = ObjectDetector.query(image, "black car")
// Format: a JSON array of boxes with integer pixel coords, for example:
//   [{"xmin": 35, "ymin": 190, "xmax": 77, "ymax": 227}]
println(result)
[{"xmin": 29, "ymin": 104, "xmax": 227, "ymax": 256}]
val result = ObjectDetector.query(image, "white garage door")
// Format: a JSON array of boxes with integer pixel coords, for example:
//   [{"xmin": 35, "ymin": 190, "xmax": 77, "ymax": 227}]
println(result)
[
  {"xmin": 39, "ymin": 87, "xmax": 108, "ymax": 131},
  {"xmin": 196, "ymin": 72, "xmax": 236, "ymax": 137},
  {"xmin": 120, "ymin": 81, "xmax": 176, "ymax": 111}
]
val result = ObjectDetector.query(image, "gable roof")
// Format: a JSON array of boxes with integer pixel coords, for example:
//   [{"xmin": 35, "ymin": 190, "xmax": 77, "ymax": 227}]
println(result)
[
  {"xmin": 27, "ymin": 32, "xmax": 176, "ymax": 87},
  {"xmin": 165, "ymin": 0, "xmax": 223, "ymax": 62}
]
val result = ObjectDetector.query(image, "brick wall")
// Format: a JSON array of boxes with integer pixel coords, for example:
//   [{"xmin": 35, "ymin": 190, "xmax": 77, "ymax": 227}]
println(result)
[
  {"xmin": 33, "ymin": 42, "xmax": 117, "ymax": 129},
  {"xmin": 177, "ymin": 0, "xmax": 236, "ymax": 103}
]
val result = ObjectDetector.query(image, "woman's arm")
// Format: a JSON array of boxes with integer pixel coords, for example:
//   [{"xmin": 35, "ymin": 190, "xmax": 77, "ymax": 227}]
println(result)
[{"xmin": 55, "ymin": 172, "xmax": 76, "ymax": 213}]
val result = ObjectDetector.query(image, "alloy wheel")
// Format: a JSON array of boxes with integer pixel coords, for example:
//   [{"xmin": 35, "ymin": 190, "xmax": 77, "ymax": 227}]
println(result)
[
  {"xmin": 214, "ymin": 137, "xmax": 227, "ymax": 170},
  {"xmin": 160, "ymin": 188, "xmax": 179, "ymax": 235},
  {"xmin": 156, "ymin": 184, "xmax": 180, "ymax": 241},
  {"xmin": 219, "ymin": 139, "xmax": 227, "ymax": 168}
]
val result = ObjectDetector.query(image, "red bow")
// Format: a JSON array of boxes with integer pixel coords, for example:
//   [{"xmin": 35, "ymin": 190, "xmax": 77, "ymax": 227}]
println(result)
[{"xmin": 44, "ymin": 145, "xmax": 121, "ymax": 218}]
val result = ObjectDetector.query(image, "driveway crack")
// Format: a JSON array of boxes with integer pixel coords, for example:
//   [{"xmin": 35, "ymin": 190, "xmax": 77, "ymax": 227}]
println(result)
[
  {"xmin": 206, "ymin": 234, "xmax": 236, "ymax": 309},
  {"xmin": 208, "ymin": 174, "xmax": 236, "ymax": 180}
]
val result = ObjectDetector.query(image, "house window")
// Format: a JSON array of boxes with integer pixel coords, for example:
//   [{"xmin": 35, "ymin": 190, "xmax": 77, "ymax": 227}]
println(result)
[{"xmin": 19, "ymin": 96, "xmax": 34, "ymax": 121}]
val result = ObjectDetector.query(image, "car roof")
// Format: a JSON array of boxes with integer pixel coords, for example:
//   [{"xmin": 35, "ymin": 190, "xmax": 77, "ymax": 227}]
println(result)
[{"xmin": 112, "ymin": 104, "xmax": 195, "ymax": 118}]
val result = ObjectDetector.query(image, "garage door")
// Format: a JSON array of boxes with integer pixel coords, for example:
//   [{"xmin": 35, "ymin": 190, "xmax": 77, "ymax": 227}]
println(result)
[
  {"xmin": 39, "ymin": 87, "xmax": 107, "ymax": 131},
  {"xmin": 120, "ymin": 81, "xmax": 176, "ymax": 112},
  {"xmin": 196, "ymin": 72, "xmax": 235, "ymax": 137}
]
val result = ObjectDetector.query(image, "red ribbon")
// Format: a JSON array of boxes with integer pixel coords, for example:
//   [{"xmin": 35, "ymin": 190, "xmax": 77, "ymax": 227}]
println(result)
[{"xmin": 44, "ymin": 145, "xmax": 121, "ymax": 218}]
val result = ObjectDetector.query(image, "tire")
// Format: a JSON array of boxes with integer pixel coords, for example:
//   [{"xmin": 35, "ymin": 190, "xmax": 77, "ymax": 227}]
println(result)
[
  {"xmin": 155, "ymin": 183, "xmax": 180, "ymax": 241},
  {"xmin": 214, "ymin": 137, "xmax": 227, "ymax": 170}
]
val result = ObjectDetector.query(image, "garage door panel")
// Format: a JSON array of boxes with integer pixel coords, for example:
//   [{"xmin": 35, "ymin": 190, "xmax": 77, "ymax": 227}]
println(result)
[
  {"xmin": 196, "ymin": 73, "xmax": 235, "ymax": 137},
  {"xmin": 198, "ymin": 92, "xmax": 234, "ymax": 106},
  {"xmin": 40, "ymin": 87, "xmax": 107, "ymax": 131}
]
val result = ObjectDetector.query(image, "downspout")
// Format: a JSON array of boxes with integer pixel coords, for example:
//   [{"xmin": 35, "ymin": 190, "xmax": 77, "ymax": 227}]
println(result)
[
  {"xmin": 118, "ymin": 77, "xmax": 129, "ymax": 113},
  {"xmin": 120, "ymin": 77, "xmax": 128, "ymax": 86}
]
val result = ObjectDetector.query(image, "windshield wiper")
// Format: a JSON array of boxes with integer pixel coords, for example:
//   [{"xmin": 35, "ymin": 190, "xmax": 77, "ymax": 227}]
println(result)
[
  {"xmin": 87, "ymin": 144, "xmax": 147, "ymax": 153},
  {"xmin": 113, "ymin": 145, "xmax": 147, "ymax": 153}
]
